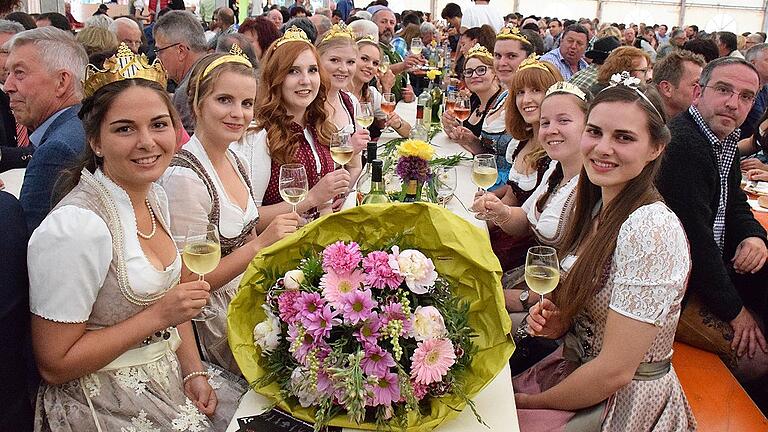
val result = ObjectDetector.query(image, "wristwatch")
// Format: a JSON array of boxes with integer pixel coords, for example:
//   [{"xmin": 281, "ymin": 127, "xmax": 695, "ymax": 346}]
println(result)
[{"xmin": 519, "ymin": 289, "xmax": 533, "ymax": 310}]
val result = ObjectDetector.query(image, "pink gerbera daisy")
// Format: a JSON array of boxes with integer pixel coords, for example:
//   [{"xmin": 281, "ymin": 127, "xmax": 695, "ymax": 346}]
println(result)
[
  {"xmin": 368, "ymin": 371, "xmax": 401, "ymax": 407},
  {"xmin": 361, "ymin": 343, "xmax": 396, "ymax": 377},
  {"xmin": 354, "ymin": 312, "xmax": 382, "ymax": 345},
  {"xmin": 362, "ymin": 251, "xmax": 404, "ymax": 289},
  {"xmin": 304, "ymin": 304, "xmax": 340, "ymax": 340},
  {"xmin": 322, "ymin": 241, "xmax": 363, "ymax": 274},
  {"xmin": 410, "ymin": 338, "xmax": 456, "ymax": 385},
  {"xmin": 321, "ymin": 268, "xmax": 365, "ymax": 308},
  {"xmin": 341, "ymin": 289, "xmax": 377, "ymax": 325}
]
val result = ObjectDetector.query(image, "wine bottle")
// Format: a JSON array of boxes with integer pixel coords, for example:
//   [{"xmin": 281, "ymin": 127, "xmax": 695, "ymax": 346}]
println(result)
[
  {"xmin": 355, "ymin": 141, "xmax": 378, "ymax": 205},
  {"xmin": 430, "ymin": 78, "xmax": 443, "ymax": 124},
  {"xmin": 410, "ymin": 99, "xmax": 430, "ymax": 142},
  {"xmin": 417, "ymin": 85, "xmax": 433, "ymax": 127},
  {"xmin": 362, "ymin": 160, "xmax": 390, "ymax": 204},
  {"xmin": 403, "ymin": 179, "xmax": 419, "ymax": 202}
]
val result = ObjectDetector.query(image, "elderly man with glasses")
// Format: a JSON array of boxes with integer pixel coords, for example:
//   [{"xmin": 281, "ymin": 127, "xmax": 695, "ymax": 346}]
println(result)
[
  {"xmin": 153, "ymin": 10, "xmax": 207, "ymax": 134},
  {"xmin": 657, "ymin": 57, "xmax": 768, "ymax": 407}
]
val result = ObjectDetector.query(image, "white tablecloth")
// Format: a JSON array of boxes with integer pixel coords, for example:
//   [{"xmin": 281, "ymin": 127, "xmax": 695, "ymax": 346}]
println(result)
[
  {"xmin": 227, "ymin": 102, "xmax": 519, "ymax": 432},
  {"xmin": 0, "ymin": 168, "xmax": 24, "ymax": 198}
]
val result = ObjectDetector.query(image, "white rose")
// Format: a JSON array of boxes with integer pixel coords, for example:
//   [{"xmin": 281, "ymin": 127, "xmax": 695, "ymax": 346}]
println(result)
[
  {"xmin": 253, "ymin": 306, "xmax": 281, "ymax": 355},
  {"xmin": 284, "ymin": 269, "xmax": 305, "ymax": 290},
  {"xmin": 389, "ymin": 246, "xmax": 438, "ymax": 294},
  {"xmin": 411, "ymin": 306, "xmax": 448, "ymax": 341}
]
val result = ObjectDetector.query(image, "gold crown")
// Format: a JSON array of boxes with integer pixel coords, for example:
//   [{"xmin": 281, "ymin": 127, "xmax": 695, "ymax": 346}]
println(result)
[
  {"xmin": 201, "ymin": 43, "xmax": 252, "ymax": 80},
  {"xmin": 356, "ymin": 34, "xmax": 377, "ymax": 44},
  {"xmin": 83, "ymin": 43, "xmax": 168, "ymax": 98},
  {"xmin": 518, "ymin": 54, "xmax": 550, "ymax": 72},
  {"xmin": 466, "ymin": 43, "xmax": 493, "ymax": 60},
  {"xmin": 545, "ymin": 81, "xmax": 587, "ymax": 100},
  {"xmin": 496, "ymin": 25, "xmax": 530, "ymax": 46},
  {"xmin": 320, "ymin": 23, "xmax": 356, "ymax": 43},
  {"xmin": 274, "ymin": 26, "xmax": 313, "ymax": 49}
]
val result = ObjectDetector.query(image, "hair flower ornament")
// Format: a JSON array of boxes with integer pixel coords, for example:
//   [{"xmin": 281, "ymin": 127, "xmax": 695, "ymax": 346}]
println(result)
[{"xmin": 609, "ymin": 71, "xmax": 641, "ymax": 89}]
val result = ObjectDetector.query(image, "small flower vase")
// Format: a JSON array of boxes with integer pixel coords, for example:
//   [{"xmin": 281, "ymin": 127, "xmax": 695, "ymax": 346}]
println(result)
[{"xmin": 402, "ymin": 179, "xmax": 423, "ymax": 202}]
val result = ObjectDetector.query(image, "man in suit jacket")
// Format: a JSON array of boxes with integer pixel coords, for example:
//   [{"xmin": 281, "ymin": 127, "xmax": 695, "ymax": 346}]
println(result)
[
  {"xmin": 657, "ymin": 57, "xmax": 768, "ymax": 397},
  {"xmin": 0, "ymin": 192, "xmax": 33, "ymax": 431},
  {"xmin": 3, "ymin": 27, "xmax": 88, "ymax": 231}
]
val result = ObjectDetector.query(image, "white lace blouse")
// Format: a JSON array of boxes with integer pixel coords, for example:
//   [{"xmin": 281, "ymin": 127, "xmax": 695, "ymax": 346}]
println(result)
[
  {"xmin": 561, "ymin": 202, "xmax": 691, "ymax": 326},
  {"xmin": 521, "ymin": 163, "xmax": 579, "ymax": 241},
  {"xmin": 160, "ymin": 135, "xmax": 258, "ymax": 245},
  {"xmin": 28, "ymin": 170, "xmax": 181, "ymax": 323}
]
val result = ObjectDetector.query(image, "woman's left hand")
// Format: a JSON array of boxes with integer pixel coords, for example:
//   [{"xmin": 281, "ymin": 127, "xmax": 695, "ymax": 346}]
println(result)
[
  {"xmin": 514, "ymin": 392, "xmax": 533, "ymax": 409},
  {"xmin": 184, "ymin": 375, "xmax": 217, "ymax": 416},
  {"xmin": 350, "ymin": 128, "xmax": 370, "ymax": 154}
]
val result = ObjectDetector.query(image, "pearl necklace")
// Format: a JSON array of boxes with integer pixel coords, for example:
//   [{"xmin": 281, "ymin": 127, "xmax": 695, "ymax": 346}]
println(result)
[{"xmin": 137, "ymin": 198, "xmax": 157, "ymax": 239}]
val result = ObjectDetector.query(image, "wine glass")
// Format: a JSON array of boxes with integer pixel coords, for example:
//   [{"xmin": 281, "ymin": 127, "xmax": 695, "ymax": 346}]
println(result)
[
  {"xmin": 453, "ymin": 94, "xmax": 471, "ymax": 125},
  {"xmin": 524, "ymin": 246, "xmax": 560, "ymax": 308},
  {"xmin": 410, "ymin": 38, "xmax": 424, "ymax": 57},
  {"xmin": 182, "ymin": 224, "xmax": 221, "ymax": 321},
  {"xmin": 330, "ymin": 131, "xmax": 353, "ymax": 170},
  {"xmin": 444, "ymin": 91, "xmax": 457, "ymax": 115},
  {"xmin": 471, "ymin": 154, "xmax": 497, "ymax": 220},
  {"xmin": 381, "ymin": 92, "xmax": 397, "ymax": 133},
  {"xmin": 356, "ymin": 102, "xmax": 374, "ymax": 130},
  {"xmin": 378, "ymin": 55, "xmax": 390, "ymax": 75},
  {"xmin": 433, "ymin": 166, "xmax": 457, "ymax": 207},
  {"xmin": 279, "ymin": 164, "xmax": 309, "ymax": 213}
]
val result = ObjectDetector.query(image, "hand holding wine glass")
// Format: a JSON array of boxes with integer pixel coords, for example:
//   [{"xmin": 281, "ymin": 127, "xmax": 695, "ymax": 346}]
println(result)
[
  {"xmin": 453, "ymin": 94, "xmax": 471, "ymax": 125},
  {"xmin": 279, "ymin": 164, "xmax": 309, "ymax": 213},
  {"xmin": 471, "ymin": 154, "xmax": 497, "ymax": 220},
  {"xmin": 524, "ymin": 246, "xmax": 560, "ymax": 308},
  {"xmin": 182, "ymin": 223, "xmax": 221, "ymax": 321},
  {"xmin": 356, "ymin": 102, "xmax": 374, "ymax": 129}
]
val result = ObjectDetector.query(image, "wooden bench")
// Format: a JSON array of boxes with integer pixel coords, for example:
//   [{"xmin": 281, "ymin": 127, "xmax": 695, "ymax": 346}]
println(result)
[{"xmin": 672, "ymin": 341, "xmax": 768, "ymax": 431}]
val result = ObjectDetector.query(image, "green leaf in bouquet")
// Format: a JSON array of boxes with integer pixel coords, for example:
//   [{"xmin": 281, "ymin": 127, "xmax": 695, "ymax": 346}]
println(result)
[{"xmin": 228, "ymin": 203, "xmax": 515, "ymax": 431}]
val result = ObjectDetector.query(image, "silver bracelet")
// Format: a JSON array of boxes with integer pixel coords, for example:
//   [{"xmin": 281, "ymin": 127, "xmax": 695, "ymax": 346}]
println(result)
[{"xmin": 182, "ymin": 370, "xmax": 209, "ymax": 385}]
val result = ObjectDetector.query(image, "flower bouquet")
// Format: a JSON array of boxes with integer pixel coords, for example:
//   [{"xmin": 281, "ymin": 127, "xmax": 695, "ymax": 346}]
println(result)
[
  {"xmin": 395, "ymin": 139, "xmax": 434, "ymax": 202},
  {"xmin": 229, "ymin": 204, "xmax": 514, "ymax": 431}
]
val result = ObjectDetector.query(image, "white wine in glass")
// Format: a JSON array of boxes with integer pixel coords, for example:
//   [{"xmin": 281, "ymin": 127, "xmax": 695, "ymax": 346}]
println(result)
[
  {"xmin": 182, "ymin": 223, "xmax": 221, "ymax": 321},
  {"xmin": 524, "ymin": 246, "xmax": 560, "ymax": 306},
  {"xmin": 378, "ymin": 56, "xmax": 390, "ymax": 74},
  {"xmin": 356, "ymin": 102, "xmax": 374, "ymax": 129},
  {"xmin": 410, "ymin": 37, "xmax": 423, "ymax": 56},
  {"xmin": 330, "ymin": 131, "xmax": 354, "ymax": 168},
  {"xmin": 279, "ymin": 164, "xmax": 309, "ymax": 213},
  {"xmin": 471, "ymin": 154, "xmax": 497, "ymax": 220}
]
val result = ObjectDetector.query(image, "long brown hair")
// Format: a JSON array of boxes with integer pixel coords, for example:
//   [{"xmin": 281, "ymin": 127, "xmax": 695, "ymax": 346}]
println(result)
[
  {"xmin": 505, "ymin": 62, "xmax": 562, "ymax": 170},
  {"xmin": 254, "ymin": 41, "xmax": 334, "ymax": 165},
  {"xmin": 55, "ymin": 79, "xmax": 180, "ymax": 204},
  {"xmin": 553, "ymin": 84, "xmax": 670, "ymax": 322}
]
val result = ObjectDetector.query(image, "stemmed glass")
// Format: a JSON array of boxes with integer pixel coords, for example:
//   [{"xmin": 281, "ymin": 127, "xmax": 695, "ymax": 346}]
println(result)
[
  {"xmin": 433, "ymin": 166, "xmax": 457, "ymax": 207},
  {"xmin": 279, "ymin": 164, "xmax": 309, "ymax": 213},
  {"xmin": 453, "ymin": 94, "xmax": 471, "ymax": 125},
  {"xmin": 356, "ymin": 102, "xmax": 374, "ymax": 130},
  {"xmin": 471, "ymin": 154, "xmax": 497, "ymax": 220},
  {"xmin": 378, "ymin": 55, "xmax": 390, "ymax": 75},
  {"xmin": 524, "ymin": 246, "xmax": 560, "ymax": 308},
  {"xmin": 381, "ymin": 92, "xmax": 397, "ymax": 133},
  {"xmin": 410, "ymin": 37, "xmax": 424, "ymax": 56},
  {"xmin": 182, "ymin": 223, "xmax": 221, "ymax": 321},
  {"xmin": 330, "ymin": 131, "xmax": 353, "ymax": 170},
  {"xmin": 445, "ymin": 91, "xmax": 457, "ymax": 115}
]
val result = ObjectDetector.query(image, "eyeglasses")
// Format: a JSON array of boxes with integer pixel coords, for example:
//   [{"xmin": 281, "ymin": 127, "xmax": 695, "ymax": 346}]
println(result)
[
  {"xmin": 153, "ymin": 42, "xmax": 180, "ymax": 54},
  {"xmin": 703, "ymin": 85, "xmax": 756, "ymax": 104},
  {"xmin": 463, "ymin": 65, "xmax": 488, "ymax": 78}
]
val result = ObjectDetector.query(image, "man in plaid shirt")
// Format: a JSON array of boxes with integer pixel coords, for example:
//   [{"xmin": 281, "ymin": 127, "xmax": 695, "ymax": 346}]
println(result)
[{"xmin": 657, "ymin": 58, "xmax": 768, "ymax": 401}]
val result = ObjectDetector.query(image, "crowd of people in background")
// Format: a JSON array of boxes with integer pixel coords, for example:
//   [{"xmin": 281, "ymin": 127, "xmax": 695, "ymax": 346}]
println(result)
[{"xmin": 1, "ymin": 0, "xmax": 767, "ymax": 431}]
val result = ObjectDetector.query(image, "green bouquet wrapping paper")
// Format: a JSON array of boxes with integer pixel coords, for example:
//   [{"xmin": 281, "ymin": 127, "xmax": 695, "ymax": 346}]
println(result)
[{"xmin": 228, "ymin": 202, "xmax": 515, "ymax": 431}]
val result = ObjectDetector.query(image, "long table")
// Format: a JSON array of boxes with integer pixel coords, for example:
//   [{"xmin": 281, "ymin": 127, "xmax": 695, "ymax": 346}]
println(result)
[{"xmin": 227, "ymin": 102, "xmax": 519, "ymax": 431}]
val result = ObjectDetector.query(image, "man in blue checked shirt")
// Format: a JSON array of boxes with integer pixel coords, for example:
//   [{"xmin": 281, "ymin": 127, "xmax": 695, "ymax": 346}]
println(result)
[{"xmin": 539, "ymin": 24, "xmax": 589, "ymax": 80}]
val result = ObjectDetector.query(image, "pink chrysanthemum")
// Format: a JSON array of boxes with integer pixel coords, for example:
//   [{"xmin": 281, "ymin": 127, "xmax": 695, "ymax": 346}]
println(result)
[
  {"xmin": 304, "ymin": 304, "xmax": 340, "ymax": 340},
  {"xmin": 354, "ymin": 312, "xmax": 382, "ymax": 345},
  {"xmin": 277, "ymin": 290, "xmax": 302, "ymax": 324},
  {"xmin": 322, "ymin": 241, "xmax": 363, "ymax": 274},
  {"xmin": 341, "ymin": 289, "xmax": 377, "ymax": 325},
  {"xmin": 367, "ymin": 371, "xmax": 401, "ymax": 407},
  {"xmin": 321, "ymin": 268, "xmax": 365, "ymax": 308},
  {"xmin": 381, "ymin": 302, "xmax": 412, "ymax": 335},
  {"xmin": 362, "ymin": 251, "xmax": 404, "ymax": 289},
  {"xmin": 410, "ymin": 338, "xmax": 456, "ymax": 385},
  {"xmin": 411, "ymin": 381, "xmax": 429, "ymax": 400},
  {"xmin": 361, "ymin": 343, "xmax": 396, "ymax": 377}
]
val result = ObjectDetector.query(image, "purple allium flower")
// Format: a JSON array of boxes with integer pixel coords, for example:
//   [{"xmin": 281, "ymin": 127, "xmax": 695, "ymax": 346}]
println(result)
[{"xmin": 396, "ymin": 156, "xmax": 432, "ymax": 183}]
